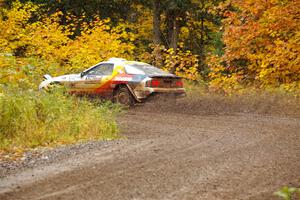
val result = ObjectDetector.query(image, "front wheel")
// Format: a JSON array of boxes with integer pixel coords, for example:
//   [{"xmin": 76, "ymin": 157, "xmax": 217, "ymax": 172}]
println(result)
[{"xmin": 113, "ymin": 86, "xmax": 135, "ymax": 106}]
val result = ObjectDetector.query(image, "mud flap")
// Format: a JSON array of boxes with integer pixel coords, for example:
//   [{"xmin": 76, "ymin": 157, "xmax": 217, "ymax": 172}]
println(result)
[{"xmin": 125, "ymin": 84, "xmax": 142, "ymax": 103}]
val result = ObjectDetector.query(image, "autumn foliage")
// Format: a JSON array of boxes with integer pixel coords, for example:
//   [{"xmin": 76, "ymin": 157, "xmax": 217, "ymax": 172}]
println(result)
[
  {"xmin": 208, "ymin": 0, "xmax": 300, "ymax": 92},
  {"xmin": 0, "ymin": 1, "xmax": 135, "ymax": 90},
  {"xmin": 0, "ymin": 0, "xmax": 299, "ymax": 92}
]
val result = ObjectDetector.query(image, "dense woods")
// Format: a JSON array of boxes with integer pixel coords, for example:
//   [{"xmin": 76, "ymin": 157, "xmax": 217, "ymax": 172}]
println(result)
[{"xmin": 0, "ymin": 0, "xmax": 298, "ymax": 93}]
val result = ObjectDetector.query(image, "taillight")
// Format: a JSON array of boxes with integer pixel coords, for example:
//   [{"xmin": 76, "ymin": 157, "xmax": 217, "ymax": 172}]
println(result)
[
  {"xmin": 146, "ymin": 79, "xmax": 161, "ymax": 87},
  {"xmin": 151, "ymin": 80, "xmax": 160, "ymax": 87},
  {"xmin": 175, "ymin": 80, "xmax": 183, "ymax": 87}
]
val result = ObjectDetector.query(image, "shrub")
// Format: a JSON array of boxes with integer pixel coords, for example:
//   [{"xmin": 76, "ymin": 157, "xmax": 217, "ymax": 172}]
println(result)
[
  {"xmin": 0, "ymin": 1, "xmax": 135, "ymax": 80},
  {"xmin": 275, "ymin": 186, "xmax": 300, "ymax": 200},
  {"xmin": 208, "ymin": 0, "xmax": 300, "ymax": 88}
]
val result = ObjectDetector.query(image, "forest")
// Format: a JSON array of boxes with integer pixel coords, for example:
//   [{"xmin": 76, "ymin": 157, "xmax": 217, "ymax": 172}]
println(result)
[
  {"xmin": 1, "ymin": 0, "xmax": 299, "ymax": 92},
  {"xmin": 0, "ymin": 0, "xmax": 299, "ymax": 154}
]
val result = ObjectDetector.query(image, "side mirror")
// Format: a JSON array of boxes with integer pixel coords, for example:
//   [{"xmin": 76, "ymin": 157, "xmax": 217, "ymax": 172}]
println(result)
[{"xmin": 80, "ymin": 72, "xmax": 85, "ymax": 77}]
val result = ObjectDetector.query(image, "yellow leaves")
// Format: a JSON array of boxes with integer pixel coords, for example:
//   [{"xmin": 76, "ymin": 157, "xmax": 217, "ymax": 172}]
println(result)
[
  {"xmin": 63, "ymin": 20, "xmax": 135, "ymax": 70},
  {"xmin": 162, "ymin": 46, "xmax": 200, "ymax": 81},
  {"xmin": 279, "ymin": 82, "xmax": 300, "ymax": 93},
  {"xmin": 0, "ymin": 147, "xmax": 25, "ymax": 162},
  {"xmin": 179, "ymin": 26, "xmax": 190, "ymax": 40},
  {"xmin": 0, "ymin": 1, "xmax": 135, "ymax": 89},
  {"xmin": 211, "ymin": 0, "xmax": 300, "ymax": 91},
  {"xmin": 24, "ymin": 15, "xmax": 70, "ymax": 62},
  {"xmin": 206, "ymin": 54, "xmax": 246, "ymax": 94}
]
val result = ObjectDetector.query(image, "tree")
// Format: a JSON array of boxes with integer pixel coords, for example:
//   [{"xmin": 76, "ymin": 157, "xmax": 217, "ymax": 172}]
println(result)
[
  {"xmin": 152, "ymin": 0, "xmax": 163, "ymax": 67},
  {"xmin": 214, "ymin": 0, "xmax": 300, "ymax": 87},
  {"xmin": 182, "ymin": 0, "xmax": 224, "ymax": 74}
]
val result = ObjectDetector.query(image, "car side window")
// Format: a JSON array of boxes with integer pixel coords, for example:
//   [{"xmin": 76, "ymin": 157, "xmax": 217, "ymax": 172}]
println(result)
[{"xmin": 86, "ymin": 64, "xmax": 114, "ymax": 76}]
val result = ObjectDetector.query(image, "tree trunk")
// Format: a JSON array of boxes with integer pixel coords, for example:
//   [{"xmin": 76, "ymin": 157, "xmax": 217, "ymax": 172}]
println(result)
[
  {"xmin": 166, "ymin": 10, "xmax": 180, "ymax": 73},
  {"xmin": 198, "ymin": 0, "xmax": 205, "ymax": 72},
  {"xmin": 152, "ymin": 0, "xmax": 163, "ymax": 68},
  {"xmin": 166, "ymin": 11, "xmax": 179, "ymax": 51},
  {"xmin": 0, "ymin": 0, "xmax": 6, "ymax": 7}
]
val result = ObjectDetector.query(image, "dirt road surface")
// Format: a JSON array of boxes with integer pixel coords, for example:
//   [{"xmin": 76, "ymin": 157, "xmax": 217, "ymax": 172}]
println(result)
[{"xmin": 0, "ymin": 99, "xmax": 299, "ymax": 200}]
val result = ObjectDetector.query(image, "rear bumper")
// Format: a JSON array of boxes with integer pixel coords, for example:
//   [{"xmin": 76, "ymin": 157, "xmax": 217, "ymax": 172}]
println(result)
[{"xmin": 133, "ymin": 87, "xmax": 186, "ymax": 100}]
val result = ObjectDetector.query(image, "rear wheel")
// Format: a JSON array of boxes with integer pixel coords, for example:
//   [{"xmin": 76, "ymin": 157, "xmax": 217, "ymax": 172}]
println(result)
[{"xmin": 114, "ymin": 86, "xmax": 135, "ymax": 106}]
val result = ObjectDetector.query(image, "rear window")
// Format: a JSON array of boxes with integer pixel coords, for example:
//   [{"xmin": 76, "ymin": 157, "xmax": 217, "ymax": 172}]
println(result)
[{"xmin": 125, "ymin": 64, "xmax": 170, "ymax": 76}]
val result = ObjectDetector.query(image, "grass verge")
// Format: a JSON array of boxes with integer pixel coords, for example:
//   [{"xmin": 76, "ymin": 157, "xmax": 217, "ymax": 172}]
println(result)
[{"xmin": 0, "ymin": 88, "xmax": 121, "ymax": 160}]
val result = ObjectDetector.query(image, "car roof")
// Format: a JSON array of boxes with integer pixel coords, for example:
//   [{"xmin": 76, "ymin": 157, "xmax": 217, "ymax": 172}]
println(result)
[{"xmin": 82, "ymin": 58, "xmax": 151, "ymax": 73}]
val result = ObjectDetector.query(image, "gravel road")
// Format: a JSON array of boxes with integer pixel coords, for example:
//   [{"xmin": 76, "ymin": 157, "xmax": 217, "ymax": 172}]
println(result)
[{"xmin": 0, "ymin": 99, "xmax": 299, "ymax": 200}]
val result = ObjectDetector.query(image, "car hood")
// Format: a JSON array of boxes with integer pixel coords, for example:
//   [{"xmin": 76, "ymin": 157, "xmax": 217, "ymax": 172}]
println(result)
[
  {"xmin": 51, "ymin": 74, "xmax": 81, "ymax": 82},
  {"xmin": 39, "ymin": 74, "xmax": 81, "ymax": 90}
]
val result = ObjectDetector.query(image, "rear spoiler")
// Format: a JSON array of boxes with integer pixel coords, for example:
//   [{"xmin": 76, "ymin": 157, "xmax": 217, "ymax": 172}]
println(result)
[{"xmin": 43, "ymin": 74, "xmax": 52, "ymax": 80}]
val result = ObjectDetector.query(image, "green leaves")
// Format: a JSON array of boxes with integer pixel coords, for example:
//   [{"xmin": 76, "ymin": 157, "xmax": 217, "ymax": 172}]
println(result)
[{"xmin": 274, "ymin": 186, "xmax": 300, "ymax": 200}]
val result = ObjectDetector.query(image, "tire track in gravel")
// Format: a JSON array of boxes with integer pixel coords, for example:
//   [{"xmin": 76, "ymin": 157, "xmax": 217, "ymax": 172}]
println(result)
[{"xmin": 0, "ymin": 104, "xmax": 299, "ymax": 200}]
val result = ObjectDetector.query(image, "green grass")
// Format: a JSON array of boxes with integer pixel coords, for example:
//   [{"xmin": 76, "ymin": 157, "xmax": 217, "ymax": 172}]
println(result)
[{"xmin": 0, "ymin": 88, "xmax": 121, "ymax": 156}]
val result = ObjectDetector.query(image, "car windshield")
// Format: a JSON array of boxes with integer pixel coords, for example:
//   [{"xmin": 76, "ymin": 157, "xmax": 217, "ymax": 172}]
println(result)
[{"xmin": 125, "ymin": 63, "xmax": 170, "ymax": 76}]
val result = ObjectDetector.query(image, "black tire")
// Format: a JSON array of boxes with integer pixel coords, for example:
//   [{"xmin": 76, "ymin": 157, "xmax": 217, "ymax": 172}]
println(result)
[{"xmin": 114, "ymin": 86, "xmax": 135, "ymax": 106}]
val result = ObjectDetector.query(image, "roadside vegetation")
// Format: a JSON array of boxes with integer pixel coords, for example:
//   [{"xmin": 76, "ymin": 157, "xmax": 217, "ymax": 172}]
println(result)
[
  {"xmin": 0, "ymin": 87, "xmax": 120, "ymax": 160},
  {"xmin": 275, "ymin": 186, "xmax": 300, "ymax": 200},
  {"xmin": 0, "ymin": 0, "xmax": 299, "ymax": 158}
]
